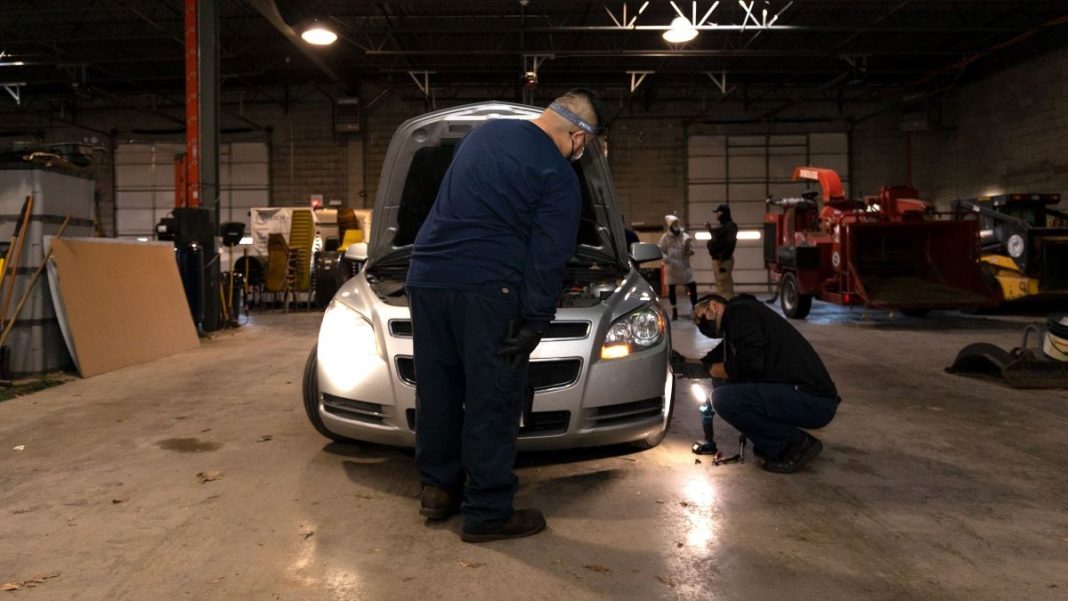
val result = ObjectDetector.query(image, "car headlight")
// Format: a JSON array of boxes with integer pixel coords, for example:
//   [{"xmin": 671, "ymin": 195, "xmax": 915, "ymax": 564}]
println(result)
[
  {"xmin": 1007, "ymin": 233, "xmax": 1025, "ymax": 259},
  {"xmin": 601, "ymin": 305, "xmax": 665, "ymax": 360},
  {"xmin": 318, "ymin": 301, "xmax": 384, "ymax": 393},
  {"xmin": 320, "ymin": 300, "xmax": 377, "ymax": 355}
]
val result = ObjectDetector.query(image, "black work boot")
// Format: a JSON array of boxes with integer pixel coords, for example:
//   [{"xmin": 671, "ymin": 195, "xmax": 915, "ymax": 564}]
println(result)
[
  {"xmin": 460, "ymin": 509, "xmax": 547, "ymax": 543},
  {"xmin": 761, "ymin": 433, "xmax": 823, "ymax": 474},
  {"xmin": 419, "ymin": 484, "xmax": 461, "ymax": 520}
]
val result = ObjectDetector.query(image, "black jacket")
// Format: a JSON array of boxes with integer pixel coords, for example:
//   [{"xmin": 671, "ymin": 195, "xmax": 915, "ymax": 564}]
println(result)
[
  {"xmin": 707, "ymin": 219, "xmax": 737, "ymax": 261},
  {"xmin": 721, "ymin": 294, "xmax": 838, "ymax": 398}
]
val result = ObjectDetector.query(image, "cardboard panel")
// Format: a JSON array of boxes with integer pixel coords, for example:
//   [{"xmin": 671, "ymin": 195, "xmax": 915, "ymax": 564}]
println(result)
[{"xmin": 49, "ymin": 238, "xmax": 199, "ymax": 377}]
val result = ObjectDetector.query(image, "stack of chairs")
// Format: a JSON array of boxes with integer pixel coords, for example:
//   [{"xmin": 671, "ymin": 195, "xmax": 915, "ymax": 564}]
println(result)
[{"xmin": 289, "ymin": 210, "xmax": 315, "ymax": 297}]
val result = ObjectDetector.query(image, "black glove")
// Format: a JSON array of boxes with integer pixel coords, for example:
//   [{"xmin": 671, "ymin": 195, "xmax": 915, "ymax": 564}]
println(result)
[
  {"xmin": 499, "ymin": 322, "xmax": 543, "ymax": 368},
  {"xmin": 670, "ymin": 350, "xmax": 712, "ymax": 379}
]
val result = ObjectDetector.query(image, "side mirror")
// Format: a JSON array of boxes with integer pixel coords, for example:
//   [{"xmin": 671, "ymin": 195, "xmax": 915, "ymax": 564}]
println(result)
[
  {"xmin": 630, "ymin": 242, "xmax": 661, "ymax": 264},
  {"xmin": 345, "ymin": 242, "xmax": 368, "ymax": 262}
]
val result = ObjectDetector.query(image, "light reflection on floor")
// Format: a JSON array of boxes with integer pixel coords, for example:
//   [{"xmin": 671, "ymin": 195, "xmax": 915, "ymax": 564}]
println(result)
[{"xmin": 681, "ymin": 476, "xmax": 717, "ymax": 548}]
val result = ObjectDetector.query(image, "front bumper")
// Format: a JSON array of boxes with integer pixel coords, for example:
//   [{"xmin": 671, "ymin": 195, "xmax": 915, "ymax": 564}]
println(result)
[{"xmin": 317, "ymin": 331, "xmax": 673, "ymax": 451}]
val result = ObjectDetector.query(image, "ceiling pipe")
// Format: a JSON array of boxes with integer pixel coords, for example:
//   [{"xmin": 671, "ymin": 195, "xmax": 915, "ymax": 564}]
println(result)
[{"xmin": 248, "ymin": 0, "xmax": 349, "ymax": 88}]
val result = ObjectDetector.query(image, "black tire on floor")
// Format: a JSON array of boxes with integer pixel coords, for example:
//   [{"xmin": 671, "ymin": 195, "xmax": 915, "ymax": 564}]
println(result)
[
  {"xmin": 631, "ymin": 371, "xmax": 676, "ymax": 450},
  {"xmin": 302, "ymin": 345, "xmax": 354, "ymax": 443},
  {"xmin": 780, "ymin": 272, "xmax": 812, "ymax": 319}
]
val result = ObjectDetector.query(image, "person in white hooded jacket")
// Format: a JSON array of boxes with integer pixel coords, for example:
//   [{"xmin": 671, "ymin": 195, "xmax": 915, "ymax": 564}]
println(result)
[{"xmin": 657, "ymin": 214, "xmax": 697, "ymax": 320}]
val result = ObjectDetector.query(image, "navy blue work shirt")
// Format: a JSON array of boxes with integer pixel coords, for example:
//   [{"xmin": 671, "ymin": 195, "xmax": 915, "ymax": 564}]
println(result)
[{"xmin": 406, "ymin": 119, "xmax": 582, "ymax": 331}]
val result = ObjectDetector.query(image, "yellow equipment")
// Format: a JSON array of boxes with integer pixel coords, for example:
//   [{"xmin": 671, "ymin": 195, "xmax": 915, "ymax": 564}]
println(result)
[{"xmin": 952, "ymin": 193, "xmax": 1068, "ymax": 303}]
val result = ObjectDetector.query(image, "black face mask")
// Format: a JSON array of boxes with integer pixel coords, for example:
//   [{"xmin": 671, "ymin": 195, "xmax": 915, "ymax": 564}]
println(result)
[
  {"xmin": 696, "ymin": 312, "xmax": 722, "ymax": 339},
  {"xmin": 716, "ymin": 212, "xmax": 728, "ymax": 224}
]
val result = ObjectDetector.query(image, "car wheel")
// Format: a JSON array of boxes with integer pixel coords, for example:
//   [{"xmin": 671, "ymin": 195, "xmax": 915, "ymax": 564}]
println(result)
[
  {"xmin": 302, "ymin": 344, "xmax": 355, "ymax": 443},
  {"xmin": 631, "ymin": 367, "xmax": 675, "ymax": 450},
  {"xmin": 780, "ymin": 272, "xmax": 812, "ymax": 319}
]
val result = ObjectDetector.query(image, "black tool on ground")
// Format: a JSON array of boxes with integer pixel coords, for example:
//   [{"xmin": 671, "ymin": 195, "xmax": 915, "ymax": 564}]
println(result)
[
  {"xmin": 691, "ymin": 399, "xmax": 718, "ymax": 455},
  {"xmin": 946, "ymin": 315, "xmax": 1068, "ymax": 389},
  {"xmin": 711, "ymin": 435, "xmax": 748, "ymax": 466}
]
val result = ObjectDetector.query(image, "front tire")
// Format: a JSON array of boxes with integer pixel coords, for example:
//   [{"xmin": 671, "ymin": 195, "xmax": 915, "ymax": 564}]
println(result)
[
  {"xmin": 302, "ymin": 344, "xmax": 354, "ymax": 443},
  {"xmin": 780, "ymin": 272, "xmax": 812, "ymax": 319}
]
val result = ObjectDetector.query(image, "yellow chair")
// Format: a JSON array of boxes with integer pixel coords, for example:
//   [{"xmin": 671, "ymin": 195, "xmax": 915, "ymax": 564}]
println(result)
[
  {"xmin": 339, "ymin": 228, "xmax": 363, "ymax": 251},
  {"xmin": 264, "ymin": 233, "xmax": 290, "ymax": 293},
  {"xmin": 288, "ymin": 210, "xmax": 314, "ymax": 292}
]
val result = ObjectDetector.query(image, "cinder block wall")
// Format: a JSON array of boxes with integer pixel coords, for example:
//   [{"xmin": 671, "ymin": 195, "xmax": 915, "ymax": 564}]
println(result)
[
  {"xmin": 250, "ymin": 101, "xmax": 348, "ymax": 207},
  {"xmin": 607, "ymin": 118, "xmax": 686, "ymax": 230},
  {"xmin": 8, "ymin": 40, "xmax": 1067, "ymax": 236},
  {"xmin": 850, "ymin": 109, "xmax": 909, "ymax": 198},
  {"xmin": 910, "ymin": 45, "xmax": 1068, "ymax": 208}
]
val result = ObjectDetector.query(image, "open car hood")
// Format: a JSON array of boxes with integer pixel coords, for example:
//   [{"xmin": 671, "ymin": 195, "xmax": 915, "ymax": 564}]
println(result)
[{"xmin": 366, "ymin": 101, "xmax": 629, "ymax": 271}]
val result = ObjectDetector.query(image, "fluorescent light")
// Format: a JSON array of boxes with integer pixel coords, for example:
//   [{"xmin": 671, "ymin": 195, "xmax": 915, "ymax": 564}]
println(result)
[
  {"xmin": 301, "ymin": 24, "xmax": 337, "ymax": 46},
  {"xmin": 694, "ymin": 229, "xmax": 762, "ymax": 241},
  {"xmin": 136, "ymin": 237, "xmax": 149, "ymax": 242},
  {"xmin": 663, "ymin": 16, "xmax": 698, "ymax": 43}
]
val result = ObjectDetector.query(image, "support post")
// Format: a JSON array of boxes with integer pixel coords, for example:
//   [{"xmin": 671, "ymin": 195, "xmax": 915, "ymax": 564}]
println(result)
[{"xmin": 185, "ymin": 0, "xmax": 221, "ymax": 331}]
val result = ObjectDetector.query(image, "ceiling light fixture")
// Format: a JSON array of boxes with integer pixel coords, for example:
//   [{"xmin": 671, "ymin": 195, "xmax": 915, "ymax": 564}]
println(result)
[
  {"xmin": 662, "ymin": 16, "xmax": 698, "ymax": 43},
  {"xmin": 301, "ymin": 21, "xmax": 337, "ymax": 46}
]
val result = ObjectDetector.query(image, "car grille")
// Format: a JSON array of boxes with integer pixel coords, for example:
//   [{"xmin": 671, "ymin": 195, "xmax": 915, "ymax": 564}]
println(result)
[
  {"xmin": 394, "ymin": 357, "xmax": 581, "ymax": 392},
  {"xmin": 543, "ymin": 321, "xmax": 590, "ymax": 338},
  {"xmin": 406, "ymin": 408, "xmax": 570, "ymax": 437},
  {"xmin": 321, "ymin": 393, "xmax": 386, "ymax": 425},
  {"xmin": 388, "ymin": 320, "xmax": 590, "ymax": 340},
  {"xmin": 389, "ymin": 320, "xmax": 413, "ymax": 337},
  {"xmin": 588, "ymin": 397, "xmax": 663, "ymax": 428}
]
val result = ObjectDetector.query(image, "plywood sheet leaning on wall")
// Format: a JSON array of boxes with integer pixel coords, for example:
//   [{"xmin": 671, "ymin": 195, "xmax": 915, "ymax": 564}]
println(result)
[{"xmin": 48, "ymin": 238, "xmax": 200, "ymax": 377}]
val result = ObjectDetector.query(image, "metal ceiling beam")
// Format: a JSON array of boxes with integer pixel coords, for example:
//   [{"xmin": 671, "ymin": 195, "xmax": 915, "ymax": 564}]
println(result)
[{"xmin": 364, "ymin": 48, "xmax": 968, "ymax": 57}]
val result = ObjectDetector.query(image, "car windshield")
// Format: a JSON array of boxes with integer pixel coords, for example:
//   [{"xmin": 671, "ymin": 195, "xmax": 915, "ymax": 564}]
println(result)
[
  {"xmin": 1003, "ymin": 204, "xmax": 1044, "ymax": 228},
  {"xmin": 381, "ymin": 136, "xmax": 620, "ymax": 268}
]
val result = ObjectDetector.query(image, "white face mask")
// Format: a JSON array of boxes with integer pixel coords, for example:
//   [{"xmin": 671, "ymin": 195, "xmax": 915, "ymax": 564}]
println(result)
[{"xmin": 568, "ymin": 134, "xmax": 586, "ymax": 162}]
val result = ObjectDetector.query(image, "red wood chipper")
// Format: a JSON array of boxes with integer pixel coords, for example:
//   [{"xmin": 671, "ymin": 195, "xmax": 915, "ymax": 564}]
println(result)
[{"xmin": 763, "ymin": 166, "xmax": 997, "ymax": 319}]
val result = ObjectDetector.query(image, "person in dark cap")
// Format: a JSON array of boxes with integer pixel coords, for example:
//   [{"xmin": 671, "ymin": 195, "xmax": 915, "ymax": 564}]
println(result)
[
  {"xmin": 687, "ymin": 293, "xmax": 841, "ymax": 473},
  {"xmin": 705, "ymin": 204, "xmax": 737, "ymax": 299}
]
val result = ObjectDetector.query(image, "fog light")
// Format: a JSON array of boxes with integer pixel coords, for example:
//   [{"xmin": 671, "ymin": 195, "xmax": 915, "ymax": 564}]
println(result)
[{"xmin": 601, "ymin": 344, "xmax": 630, "ymax": 360}]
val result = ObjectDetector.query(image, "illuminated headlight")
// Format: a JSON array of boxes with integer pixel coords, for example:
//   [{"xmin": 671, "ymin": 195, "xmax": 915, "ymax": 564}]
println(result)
[
  {"xmin": 1007, "ymin": 234, "xmax": 1025, "ymax": 259},
  {"xmin": 318, "ymin": 301, "xmax": 381, "ymax": 389},
  {"xmin": 600, "ymin": 305, "xmax": 665, "ymax": 360}
]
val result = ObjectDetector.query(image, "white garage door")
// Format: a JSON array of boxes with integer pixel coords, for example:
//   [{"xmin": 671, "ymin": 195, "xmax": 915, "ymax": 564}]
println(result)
[
  {"xmin": 686, "ymin": 133, "xmax": 849, "ymax": 293},
  {"xmin": 114, "ymin": 142, "xmax": 270, "ymax": 238}
]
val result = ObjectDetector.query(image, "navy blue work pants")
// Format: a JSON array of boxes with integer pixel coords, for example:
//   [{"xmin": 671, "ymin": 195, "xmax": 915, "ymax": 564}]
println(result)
[
  {"xmin": 712, "ymin": 382, "xmax": 838, "ymax": 459},
  {"xmin": 407, "ymin": 285, "xmax": 526, "ymax": 531}
]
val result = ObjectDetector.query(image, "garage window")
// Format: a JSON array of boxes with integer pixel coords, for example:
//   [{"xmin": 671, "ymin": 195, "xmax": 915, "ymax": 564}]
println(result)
[
  {"xmin": 114, "ymin": 142, "xmax": 270, "ymax": 238},
  {"xmin": 686, "ymin": 133, "xmax": 849, "ymax": 292}
]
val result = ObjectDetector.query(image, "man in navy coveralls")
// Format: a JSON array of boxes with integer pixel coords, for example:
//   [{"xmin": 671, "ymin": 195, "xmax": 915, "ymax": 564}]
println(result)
[{"xmin": 407, "ymin": 89, "xmax": 606, "ymax": 542}]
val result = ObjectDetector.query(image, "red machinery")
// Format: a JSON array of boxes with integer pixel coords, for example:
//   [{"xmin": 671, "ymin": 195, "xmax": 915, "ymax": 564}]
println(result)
[{"xmin": 764, "ymin": 166, "xmax": 996, "ymax": 318}]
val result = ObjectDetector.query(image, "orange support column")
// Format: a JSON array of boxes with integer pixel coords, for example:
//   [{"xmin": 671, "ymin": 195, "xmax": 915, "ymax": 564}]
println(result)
[{"xmin": 184, "ymin": 0, "xmax": 200, "ymax": 208}]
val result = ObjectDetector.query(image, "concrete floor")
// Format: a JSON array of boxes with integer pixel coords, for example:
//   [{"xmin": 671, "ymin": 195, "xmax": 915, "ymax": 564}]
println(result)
[{"xmin": 1, "ymin": 304, "xmax": 1066, "ymax": 600}]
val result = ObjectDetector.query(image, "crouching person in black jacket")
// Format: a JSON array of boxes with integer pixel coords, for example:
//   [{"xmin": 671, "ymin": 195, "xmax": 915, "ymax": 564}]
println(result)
[{"xmin": 692, "ymin": 294, "xmax": 840, "ymax": 473}]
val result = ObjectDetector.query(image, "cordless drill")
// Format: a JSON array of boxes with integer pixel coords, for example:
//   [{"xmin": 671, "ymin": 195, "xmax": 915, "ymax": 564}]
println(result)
[{"xmin": 691, "ymin": 399, "xmax": 718, "ymax": 455}]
